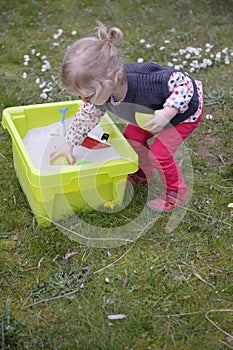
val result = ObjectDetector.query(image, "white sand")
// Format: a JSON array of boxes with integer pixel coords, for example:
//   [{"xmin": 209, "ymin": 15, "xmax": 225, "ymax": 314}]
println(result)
[{"xmin": 23, "ymin": 119, "xmax": 121, "ymax": 170}]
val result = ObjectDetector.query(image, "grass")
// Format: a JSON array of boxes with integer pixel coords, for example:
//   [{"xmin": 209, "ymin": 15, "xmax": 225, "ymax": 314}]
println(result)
[{"xmin": 0, "ymin": 0, "xmax": 233, "ymax": 349}]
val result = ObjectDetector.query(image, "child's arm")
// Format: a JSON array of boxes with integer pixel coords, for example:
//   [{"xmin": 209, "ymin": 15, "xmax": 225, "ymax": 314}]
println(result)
[
  {"xmin": 50, "ymin": 102, "xmax": 106, "ymax": 165},
  {"xmin": 143, "ymin": 71, "xmax": 194, "ymax": 134},
  {"xmin": 65, "ymin": 102, "xmax": 106, "ymax": 146},
  {"xmin": 163, "ymin": 71, "xmax": 194, "ymax": 113}
]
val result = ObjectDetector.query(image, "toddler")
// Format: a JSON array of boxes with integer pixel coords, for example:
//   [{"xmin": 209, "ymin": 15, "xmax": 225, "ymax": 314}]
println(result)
[{"xmin": 50, "ymin": 21, "xmax": 204, "ymax": 212}]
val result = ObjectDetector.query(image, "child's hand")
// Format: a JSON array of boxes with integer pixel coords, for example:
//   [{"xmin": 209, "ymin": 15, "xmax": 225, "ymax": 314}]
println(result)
[
  {"xmin": 143, "ymin": 107, "xmax": 178, "ymax": 134},
  {"xmin": 143, "ymin": 109, "xmax": 168, "ymax": 134},
  {"xmin": 50, "ymin": 142, "xmax": 74, "ymax": 165}
]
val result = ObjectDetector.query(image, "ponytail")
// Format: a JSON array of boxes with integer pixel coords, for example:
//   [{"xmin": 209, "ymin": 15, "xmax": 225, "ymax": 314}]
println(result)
[{"xmin": 96, "ymin": 20, "xmax": 124, "ymax": 45}]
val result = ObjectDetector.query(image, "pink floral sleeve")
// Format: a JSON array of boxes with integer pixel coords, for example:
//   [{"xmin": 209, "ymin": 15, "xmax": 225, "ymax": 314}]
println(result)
[
  {"xmin": 163, "ymin": 71, "xmax": 194, "ymax": 113},
  {"xmin": 65, "ymin": 102, "xmax": 106, "ymax": 146}
]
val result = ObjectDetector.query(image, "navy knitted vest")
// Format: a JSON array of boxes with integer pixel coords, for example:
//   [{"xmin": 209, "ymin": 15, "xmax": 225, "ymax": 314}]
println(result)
[{"xmin": 105, "ymin": 62, "xmax": 199, "ymax": 127}]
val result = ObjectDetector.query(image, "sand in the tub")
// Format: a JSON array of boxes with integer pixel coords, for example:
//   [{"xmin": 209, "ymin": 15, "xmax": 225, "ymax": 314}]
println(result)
[{"xmin": 23, "ymin": 119, "xmax": 121, "ymax": 170}]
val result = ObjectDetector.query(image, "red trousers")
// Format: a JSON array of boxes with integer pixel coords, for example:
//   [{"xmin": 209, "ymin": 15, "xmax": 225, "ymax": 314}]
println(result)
[{"xmin": 123, "ymin": 117, "xmax": 202, "ymax": 195}]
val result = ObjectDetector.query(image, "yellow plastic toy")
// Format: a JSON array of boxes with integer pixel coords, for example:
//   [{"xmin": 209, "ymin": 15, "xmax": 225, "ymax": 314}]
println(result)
[
  {"xmin": 135, "ymin": 112, "xmax": 154, "ymax": 130},
  {"xmin": 51, "ymin": 155, "xmax": 76, "ymax": 166}
]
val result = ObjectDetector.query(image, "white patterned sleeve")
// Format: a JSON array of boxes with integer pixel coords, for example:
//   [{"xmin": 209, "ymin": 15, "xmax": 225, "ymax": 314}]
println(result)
[
  {"xmin": 163, "ymin": 71, "xmax": 194, "ymax": 113},
  {"xmin": 65, "ymin": 102, "xmax": 106, "ymax": 146}
]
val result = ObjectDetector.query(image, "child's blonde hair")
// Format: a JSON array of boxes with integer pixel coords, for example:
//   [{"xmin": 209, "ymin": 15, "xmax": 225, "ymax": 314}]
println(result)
[{"xmin": 61, "ymin": 21, "xmax": 124, "ymax": 98}]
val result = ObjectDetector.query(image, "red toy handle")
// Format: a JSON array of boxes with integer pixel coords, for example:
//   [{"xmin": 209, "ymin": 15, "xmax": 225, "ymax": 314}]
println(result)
[{"xmin": 80, "ymin": 136, "xmax": 110, "ymax": 149}]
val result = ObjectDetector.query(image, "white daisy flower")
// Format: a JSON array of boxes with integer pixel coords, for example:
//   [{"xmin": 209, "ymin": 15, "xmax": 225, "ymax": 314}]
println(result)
[{"xmin": 40, "ymin": 92, "xmax": 47, "ymax": 99}]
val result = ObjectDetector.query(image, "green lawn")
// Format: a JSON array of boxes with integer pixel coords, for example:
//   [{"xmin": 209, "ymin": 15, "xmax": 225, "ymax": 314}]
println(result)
[{"xmin": 0, "ymin": 0, "xmax": 232, "ymax": 349}]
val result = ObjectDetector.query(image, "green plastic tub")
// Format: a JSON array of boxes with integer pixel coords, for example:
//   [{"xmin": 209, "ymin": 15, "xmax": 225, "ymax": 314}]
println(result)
[{"xmin": 2, "ymin": 101, "xmax": 138, "ymax": 226}]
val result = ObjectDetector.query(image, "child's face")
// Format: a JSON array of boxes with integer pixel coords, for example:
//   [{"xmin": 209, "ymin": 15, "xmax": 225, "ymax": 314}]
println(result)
[
  {"xmin": 79, "ymin": 90, "xmax": 110, "ymax": 105},
  {"xmin": 79, "ymin": 91, "xmax": 96, "ymax": 104},
  {"xmin": 92, "ymin": 92, "xmax": 111, "ymax": 105},
  {"xmin": 80, "ymin": 80, "xmax": 113, "ymax": 105},
  {"xmin": 92, "ymin": 83, "xmax": 113, "ymax": 105}
]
